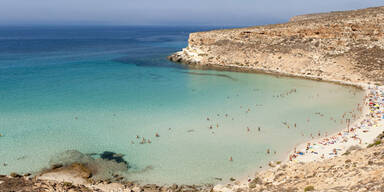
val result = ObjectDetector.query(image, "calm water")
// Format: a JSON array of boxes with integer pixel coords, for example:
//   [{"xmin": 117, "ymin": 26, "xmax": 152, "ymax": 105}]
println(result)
[{"xmin": 0, "ymin": 26, "xmax": 364, "ymax": 184}]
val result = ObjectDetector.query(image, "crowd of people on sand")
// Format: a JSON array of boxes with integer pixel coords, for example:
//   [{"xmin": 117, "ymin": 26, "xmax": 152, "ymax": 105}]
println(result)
[{"xmin": 289, "ymin": 85, "xmax": 384, "ymax": 162}]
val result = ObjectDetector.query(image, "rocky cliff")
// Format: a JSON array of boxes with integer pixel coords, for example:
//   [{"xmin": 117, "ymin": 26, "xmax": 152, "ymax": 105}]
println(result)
[{"xmin": 169, "ymin": 6, "xmax": 384, "ymax": 85}]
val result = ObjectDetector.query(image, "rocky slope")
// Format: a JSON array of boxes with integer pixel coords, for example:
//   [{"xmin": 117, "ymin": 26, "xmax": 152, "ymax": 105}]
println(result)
[
  {"xmin": 169, "ymin": 6, "xmax": 384, "ymax": 85},
  {"xmin": 215, "ymin": 134, "xmax": 384, "ymax": 192}
]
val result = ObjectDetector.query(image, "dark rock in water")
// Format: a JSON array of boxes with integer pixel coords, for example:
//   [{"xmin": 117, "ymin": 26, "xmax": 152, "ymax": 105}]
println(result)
[
  {"xmin": 23, "ymin": 173, "xmax": 31, "ymax": 177},
  {"xmin": 51, "ymin": 164, "xmax": 63, "ymax": 169},
  {"xmin": 100, "ymin": 151, "xmax": 129, "ymax": 166},
  {"xmin": 10, "ymin": 172, "xmax": 22, "ymax": 178}
]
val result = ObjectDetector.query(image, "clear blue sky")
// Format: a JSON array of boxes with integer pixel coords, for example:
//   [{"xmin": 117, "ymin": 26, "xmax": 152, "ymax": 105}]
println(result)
[{"xmin": 0, "ymin": 0, "xmax": 383, "ymax": 26}]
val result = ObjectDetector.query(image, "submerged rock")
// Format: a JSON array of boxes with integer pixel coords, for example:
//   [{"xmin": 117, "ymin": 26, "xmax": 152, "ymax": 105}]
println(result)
[{"xmin": 100, "ymin": 151, "xmax": 129, "ymax": 166}]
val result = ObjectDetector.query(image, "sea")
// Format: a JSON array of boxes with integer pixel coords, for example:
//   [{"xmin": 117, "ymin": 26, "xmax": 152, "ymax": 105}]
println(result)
[{"xmin": 0, "ymin": 26, "xmax": 364, "ymax": 184}]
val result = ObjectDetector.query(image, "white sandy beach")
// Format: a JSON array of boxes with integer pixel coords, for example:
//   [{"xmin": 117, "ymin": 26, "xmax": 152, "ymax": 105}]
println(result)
[
  {"xmin": 213, "ymin": 84, "xmax": 384, "ymax": 192},
  {"xmin": 288, "ymin": 85, "xmax": 383, "ymax": 163}
]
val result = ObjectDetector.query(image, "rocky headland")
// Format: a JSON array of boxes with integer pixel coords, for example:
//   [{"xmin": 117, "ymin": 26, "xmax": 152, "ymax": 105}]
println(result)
[
  {"xmin": 2, "ymin": 6, "xmax": 384, "ymax": 192},
  {"xmin": 169, "ymin": 6, "xmax": 384, "ymax": 86}
]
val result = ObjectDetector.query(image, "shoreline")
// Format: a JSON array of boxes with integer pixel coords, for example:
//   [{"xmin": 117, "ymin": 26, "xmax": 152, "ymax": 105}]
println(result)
[
  {"xmin": 176, "ymin": 56, "xmax": 371, "ymax": 90},
  {"xmin": 176, "ymin": 60, "xmax": 384, "ymax": 191},
  {"xmin": 284, "ymin": 85, "xmax": 383, "ymax": 162}
]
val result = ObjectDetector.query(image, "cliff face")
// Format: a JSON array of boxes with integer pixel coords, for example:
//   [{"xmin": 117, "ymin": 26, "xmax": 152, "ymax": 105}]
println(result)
[{"xmin": 169, "ymin": 6, "xmax": 384, "ymax": 85}]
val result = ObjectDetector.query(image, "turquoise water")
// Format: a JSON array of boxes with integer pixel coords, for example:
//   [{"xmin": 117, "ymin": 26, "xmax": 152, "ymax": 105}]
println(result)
[{"xmin": 0, "ymin": 26, "xmax": 364, "ymax": 184}]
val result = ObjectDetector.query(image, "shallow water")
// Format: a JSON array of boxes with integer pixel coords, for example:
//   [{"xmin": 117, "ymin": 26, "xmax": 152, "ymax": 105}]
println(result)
[{"xmin": 0, "ymin": 26, "xmax": 364, "ymax": 184}]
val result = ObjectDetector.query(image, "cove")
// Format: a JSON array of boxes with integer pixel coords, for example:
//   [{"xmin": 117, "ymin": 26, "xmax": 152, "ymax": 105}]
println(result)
[{"xmin": 0, "ymin": 26, "xmax": 364, "ymax": 185}]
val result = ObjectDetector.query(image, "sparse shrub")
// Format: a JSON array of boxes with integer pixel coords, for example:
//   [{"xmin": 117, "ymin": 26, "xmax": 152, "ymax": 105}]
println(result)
[
  {"xmin": 304, "ymin": 185, "xmax": 315, "ymax": 191},
  {"xmin": 367, "ymin": 140, "xmax": 382, "ymax": 148},
  {"xmin": 63, "ymin": 182, "xmax": 73, "ymax": 187}
]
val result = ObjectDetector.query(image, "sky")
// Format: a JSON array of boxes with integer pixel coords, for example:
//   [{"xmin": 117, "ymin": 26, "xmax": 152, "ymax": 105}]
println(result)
[{"xmin": 0, "ymin": 0, "xmax": 383, "ymax": 26}]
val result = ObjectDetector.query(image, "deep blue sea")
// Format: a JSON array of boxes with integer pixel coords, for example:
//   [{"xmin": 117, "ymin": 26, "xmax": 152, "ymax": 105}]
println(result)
[{"xmin": 0, "ymin": 26, "xmax": 364, "ymax": 184}]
